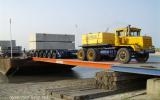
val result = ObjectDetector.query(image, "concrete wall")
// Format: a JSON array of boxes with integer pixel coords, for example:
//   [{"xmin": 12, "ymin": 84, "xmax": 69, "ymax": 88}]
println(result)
[{"xmin": 147, "ymin": 78, "xmax": 160, "ymax": 98}]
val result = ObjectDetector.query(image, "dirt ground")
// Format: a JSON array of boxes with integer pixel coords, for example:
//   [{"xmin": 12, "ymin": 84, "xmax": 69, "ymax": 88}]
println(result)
[
  {"xmin": 0, "ymin": 78, "xmax": 95, "ymax": 100},
  {"xmin": 0, "ymin": 76, "xmax": 153, "ymax": 100},
  {"xmin": 0, "ymin": 69, "xmax": 156, "ymax": 100}
]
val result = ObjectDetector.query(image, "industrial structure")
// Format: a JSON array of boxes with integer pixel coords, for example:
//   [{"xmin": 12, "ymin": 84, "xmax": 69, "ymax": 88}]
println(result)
[{"xmin": 0, "ymin": 40, "xmax": 22, "ymax": 57}]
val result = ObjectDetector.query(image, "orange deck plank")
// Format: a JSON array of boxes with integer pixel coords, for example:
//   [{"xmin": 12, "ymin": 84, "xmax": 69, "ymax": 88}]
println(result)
[{"xmin": 32, "ymin": 57, "xmax": 120, "ymax": 69}]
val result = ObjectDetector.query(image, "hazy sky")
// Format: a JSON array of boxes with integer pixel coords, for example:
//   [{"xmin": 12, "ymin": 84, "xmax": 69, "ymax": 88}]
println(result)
[{"xmin": 0, "ymin": 0, "xmax": 159, "ymax": 49}]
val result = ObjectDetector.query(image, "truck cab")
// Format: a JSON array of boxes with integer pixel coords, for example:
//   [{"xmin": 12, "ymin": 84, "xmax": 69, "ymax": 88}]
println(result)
[{"xmin": 115, "ymin": 25, "xmax": 155, "ymax": 63}]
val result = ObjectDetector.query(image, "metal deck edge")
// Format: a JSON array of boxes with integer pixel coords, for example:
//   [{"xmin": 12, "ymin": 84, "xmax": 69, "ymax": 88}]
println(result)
[{"xmin": 111, "ymin": 66, "xmax": 160, "ymax": 76}]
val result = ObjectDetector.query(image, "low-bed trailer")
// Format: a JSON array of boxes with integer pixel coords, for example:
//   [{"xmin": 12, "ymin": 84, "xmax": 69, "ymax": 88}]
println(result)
[{"xmin": 28, "ymin": 49, "xmax": 77, "ymax": 59}]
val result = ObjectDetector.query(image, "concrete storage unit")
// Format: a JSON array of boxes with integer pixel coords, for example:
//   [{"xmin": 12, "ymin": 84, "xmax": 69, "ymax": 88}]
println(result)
[
  {"xmin": 29, "ymin": 33, "xmax": 75, "ymax": 42},
  {"xmin": 29, "ymin": 33, "xmax": 75, "ymax": 50},
  {"xmin": 29, "ymin": 42, "xmax": 75, "ymax": 50},
  {"xmin": 0, "ymin": 46, "xmax": 22, "ymax": 54},
  {"xmin": 0, "ymin": 40, "xmax": 16, "ymax": 47},
  {"xmin": 0, "ymin": 40, "xmax": 22, "ymax": 57}
]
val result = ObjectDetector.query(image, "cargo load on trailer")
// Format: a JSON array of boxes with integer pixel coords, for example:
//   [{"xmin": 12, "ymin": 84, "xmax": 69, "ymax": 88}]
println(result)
[
  {"xmin": 29, "ymin": 33, "xmax": 75, "ymax": 50},
  {"xmin": 77, "ymin": 25, "xmax": 155, "ymax": 63},
  {"xmin": 29, "ymin": 33, "xmax": 77, "ymax": 59}
]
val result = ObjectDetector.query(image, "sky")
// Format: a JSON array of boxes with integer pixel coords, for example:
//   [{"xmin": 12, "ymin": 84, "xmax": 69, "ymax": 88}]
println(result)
[{"xmin": 0, "ymin": 0, "xmax": 160, "ymax": 49}]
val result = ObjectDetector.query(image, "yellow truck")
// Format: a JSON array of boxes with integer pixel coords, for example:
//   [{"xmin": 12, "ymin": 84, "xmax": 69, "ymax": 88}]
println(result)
[{"xmin": 77, "ymin": 25, "xmax": 155, "ymax": 63}]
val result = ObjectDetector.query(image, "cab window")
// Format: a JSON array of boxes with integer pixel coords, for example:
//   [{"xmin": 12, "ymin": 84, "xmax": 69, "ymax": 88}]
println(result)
[
  {"xmin": 117, "ymin": 31, "xmax": 125, "ymax": 36},
  {"xmin": 130, "ymin": 31, "xmax": 140, "ymax": 36}
]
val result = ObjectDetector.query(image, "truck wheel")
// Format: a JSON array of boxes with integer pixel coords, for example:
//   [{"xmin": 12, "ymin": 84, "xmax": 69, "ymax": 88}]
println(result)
[
  {"xmin": 117, "ymin": 48, "xmax": 131, "ymax": 63},
  {"xmin": 47, "ymin": 52, "xmax": 52, "ymax": 58},
  {"xmin": 87, "ymin": 48, "xmax": 101, "ymax": 61},
  {"xmin": 43, "ymin": 52, "xmax": 47, "ymax": 58},
  {"xmin": 28, "ymin": 51, "xmax": 33, "ymax": 57},
  {"xmin": 35, "ymin": 52, "xmax": 39, "ymax": 57},
  {"xmin": 135, "ymin": 53, "xmax": 149, "ymax": 63},
  {"xmin": 52, "ymin": 52, "xmax": 56, "ymax": 58},
  {"xmin": 77, "ymin": 49, "xmax": 87, "ymax": 61},
  {"xmin": 39, "ymin": 51, "xmax": 43, "ymax": 57},
  {"xmin": 30, "ymin": 52, "xmax": 34, "ymax": 57}
]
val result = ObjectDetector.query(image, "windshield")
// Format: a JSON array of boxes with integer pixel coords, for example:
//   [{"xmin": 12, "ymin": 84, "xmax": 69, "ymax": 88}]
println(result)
[
  {"xmin": 129, "ymin": 31, "xmax": 140, "ymax": 36},
  {"xmin": 116, "ymin": 30, "xmax": 141, "ymax": 37}
]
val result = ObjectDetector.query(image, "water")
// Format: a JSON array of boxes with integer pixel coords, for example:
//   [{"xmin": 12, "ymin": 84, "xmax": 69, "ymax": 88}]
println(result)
[{"xmin": 148, "ymin": 55, "xmax": 160, "ymax": 62}]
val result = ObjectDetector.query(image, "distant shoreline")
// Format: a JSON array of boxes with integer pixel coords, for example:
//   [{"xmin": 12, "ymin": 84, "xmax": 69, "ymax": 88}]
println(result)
[{"xmin": 150, "ymin": 52, "xmax": 160, "ymax": 56}]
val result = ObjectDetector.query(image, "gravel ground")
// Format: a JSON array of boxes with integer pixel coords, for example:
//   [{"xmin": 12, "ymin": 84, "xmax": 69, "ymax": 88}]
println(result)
[
  {"xmin": 0, "ymin": 71, "xmax": 154, "ymax": 100},
  {"xmin": 0, "ymin": 78, "xmax": 95, "ymax": 100},
  {"xmin": 0, "ymin": 78, "xmax": 152, "ymax": 100}
]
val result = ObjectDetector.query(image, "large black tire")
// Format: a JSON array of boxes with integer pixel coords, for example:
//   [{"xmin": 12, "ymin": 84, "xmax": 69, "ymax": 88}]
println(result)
[
  {"xmin": 39, "ymin": 51, "xmax": 44, "ymax": 57},
  {"xmin": 77, "ymin": 49, "xmax": 87, "ymax": 61},
  {"xmin": 35, "ymin": 52, "xmax": 39, "ymax": 57},
  {"xmin": 52, "ymin": 52, "xmax": 56, "ymax": 58},
  {"xmin": 33, "ymin": 52, "xmax": 36, "ymax": 57},
  {"xmin": 46, "ymin": 51, "xmax": 56, "ymax": 58},
  {"xmin": 42, "ymin": 52, "xmax": 47, "ymax": 58},
  {"xmin": 135, "ymin": 53, "xmax": 149, "ymax": 63},
  {"xmin": 29, "ymin": 51, "xmax": 34, "ymax": 57},
  {"xmin": 117, "ymin": 48, "xmax": 131, "ymax": 63},
  {"xmin": 47, "ymin": 52, "xmax": 52, "ymax": 58},
  {"xmin": 87, "ymin": 48, "xmax": 101, "ymax": 61}
]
